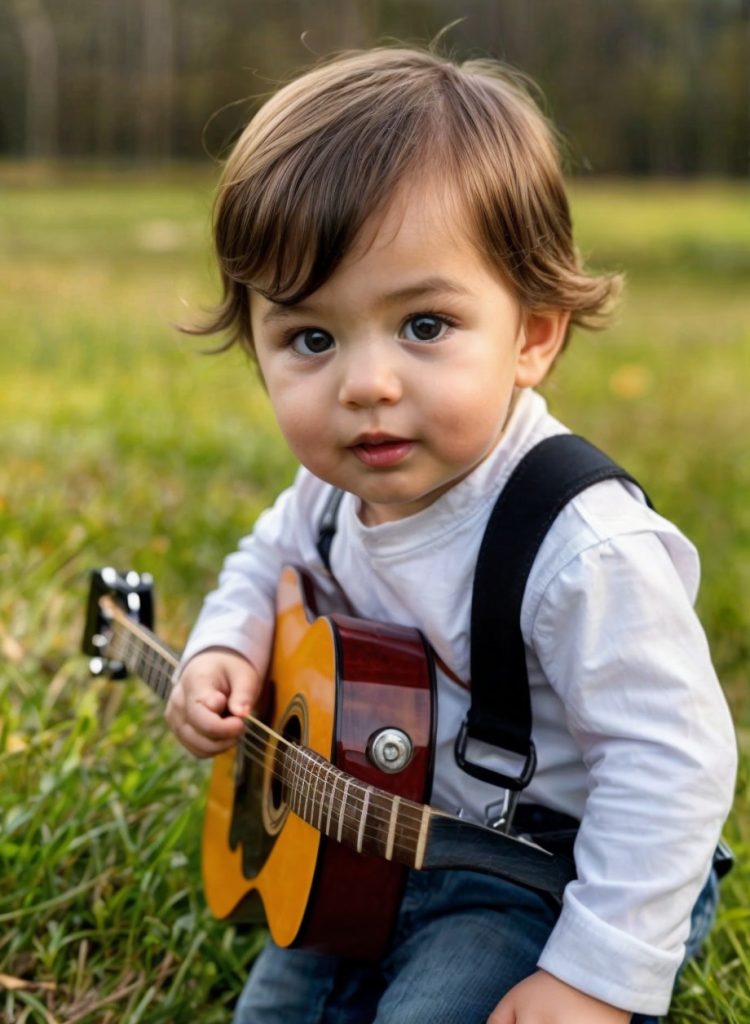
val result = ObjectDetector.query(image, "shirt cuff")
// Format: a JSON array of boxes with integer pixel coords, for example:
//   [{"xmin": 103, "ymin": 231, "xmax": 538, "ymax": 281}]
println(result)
[
  {"xmin": 178, "ymin": 620, "xmax": 271, "ymax": 681},
  {"xmin": 537, "ymin": 890, "xmax": 681, "ymax": 1015}
]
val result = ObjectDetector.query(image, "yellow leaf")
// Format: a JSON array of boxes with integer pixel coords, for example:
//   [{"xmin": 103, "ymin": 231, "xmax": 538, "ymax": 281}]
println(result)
[
  {"xmin": 0, "ymin": 623, "xmax": 23, "ymax": 663},
  {"xmin": 0, "ymin": 973, "xmax": 56, "ymax": 991},
  {"xmin": 608, "ymin": 363, "xmax": 653, "ymax": 400}
]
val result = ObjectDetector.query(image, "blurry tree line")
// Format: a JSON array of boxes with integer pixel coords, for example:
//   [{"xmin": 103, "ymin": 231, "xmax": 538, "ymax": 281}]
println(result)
[{"xmin": 1, "ymin": 0, "xmax": 748, "ymax": 175}]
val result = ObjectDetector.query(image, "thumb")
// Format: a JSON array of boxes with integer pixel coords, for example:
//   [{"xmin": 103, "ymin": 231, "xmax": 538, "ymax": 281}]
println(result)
[
  {"xmin": 226, "ymin": 661, "xmax": 260, "ymax": 717},
  {"xmin": 487, "ymin": 995, "xmax": 515, "ymax": 1024}
]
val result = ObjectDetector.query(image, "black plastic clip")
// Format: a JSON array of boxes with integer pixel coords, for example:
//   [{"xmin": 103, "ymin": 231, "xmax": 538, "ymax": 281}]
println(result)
[{"xmin": 455, "ymin": 717, "xmax": 537, "ymax": 791}]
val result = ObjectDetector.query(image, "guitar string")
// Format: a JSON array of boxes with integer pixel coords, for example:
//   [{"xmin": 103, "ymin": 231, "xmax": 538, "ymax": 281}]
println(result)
[
  {"xmin": 238, "ymin": 728, "xmax": 426, "ymax": 833},
  {"xmin": 110, "ymin": 618, "xmax": 430, "ymax": 835},
  {"xmin": 232, "ymin": 701, "xmax": 430, "ymax": 835},
  {"xmin": 117, "ymin": 639, "xmax": 429, "ymax": 849},
  {"xmin": 113, "ymin": 624, "xmax": 429, "ymax": 847},
  {"xmin": 236, "ymin": 728, "xmax": 428, "ymax": 844},
  {"xmin": 108, "ymin": 619, "xmax": 430, "ymax": 843},
  {"xmin": 107, "ymin": 622, "xmax": 541, "ymax": 863}
]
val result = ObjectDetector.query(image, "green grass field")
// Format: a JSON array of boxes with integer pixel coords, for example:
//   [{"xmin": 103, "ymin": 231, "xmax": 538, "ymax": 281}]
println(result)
[{"xmin": 1, "ymin": 168, "xmax": 748, "ymax": 1023}]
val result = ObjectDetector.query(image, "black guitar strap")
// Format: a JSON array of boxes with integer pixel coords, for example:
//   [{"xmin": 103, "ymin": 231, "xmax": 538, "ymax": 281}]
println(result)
[
  {"xmin": 455, "ymin": 434, "xmax": 650, "ymax": 792},
  {"xmin": 316, "ymin": 434, "xmax": 650, "ymax": 794},
  {"xmin": 316, "ymin": 487, "xmax": 345, "ymax": 572}
]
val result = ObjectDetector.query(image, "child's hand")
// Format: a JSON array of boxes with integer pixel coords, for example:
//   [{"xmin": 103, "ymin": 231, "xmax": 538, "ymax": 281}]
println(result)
[
  {"xmin": 166, "ymin": 647, "xmax": 261, "ymax": 758},
  {"xmin": 488, "ymin": 970, "xmax": 631, "ymax": 1023}
]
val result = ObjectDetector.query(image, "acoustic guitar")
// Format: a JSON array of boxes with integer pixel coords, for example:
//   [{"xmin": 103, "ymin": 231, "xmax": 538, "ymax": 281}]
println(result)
[{"xmin": 82, "ymin": 565, "xmax": 574, "ymax": 960}]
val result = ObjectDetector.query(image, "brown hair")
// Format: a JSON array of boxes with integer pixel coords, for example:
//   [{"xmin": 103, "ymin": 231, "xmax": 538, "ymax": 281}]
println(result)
[{"xmin": 191, "ymin": 46, "xmax": 621, "ymax": 355}]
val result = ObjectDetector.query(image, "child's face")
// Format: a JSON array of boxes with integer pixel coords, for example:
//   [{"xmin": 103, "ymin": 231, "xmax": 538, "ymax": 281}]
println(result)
[{"xmin": 250, "ymin": 185, "xmax": 565, "ymax": 525}]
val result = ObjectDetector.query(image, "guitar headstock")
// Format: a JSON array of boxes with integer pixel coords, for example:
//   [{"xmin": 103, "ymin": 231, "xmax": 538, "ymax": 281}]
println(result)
[{"xmin": 82, "ymin": 567, "xmax": 155, "ymax": 679}]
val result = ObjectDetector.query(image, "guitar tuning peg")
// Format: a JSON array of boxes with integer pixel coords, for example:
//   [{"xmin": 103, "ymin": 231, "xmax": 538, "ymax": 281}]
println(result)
[
  {"xmin": 92, "ymin": 633, "xmax": 108, "ymax": 650},
  {"xmin": 89, "ymin": 656, "xmax": 106, "ymax": 676}
]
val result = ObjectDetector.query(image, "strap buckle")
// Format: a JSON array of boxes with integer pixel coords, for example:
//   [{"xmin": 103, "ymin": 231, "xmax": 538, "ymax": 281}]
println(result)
[{"xmin": 455, "ymin": 716, "xmax": 537, "ymax": 792}]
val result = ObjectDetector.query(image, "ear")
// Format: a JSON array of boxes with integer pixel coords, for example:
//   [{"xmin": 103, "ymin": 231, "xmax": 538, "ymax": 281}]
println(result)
[{"xmin": 513, "ymin": 310, "xmax": 570, "ymax": 389}]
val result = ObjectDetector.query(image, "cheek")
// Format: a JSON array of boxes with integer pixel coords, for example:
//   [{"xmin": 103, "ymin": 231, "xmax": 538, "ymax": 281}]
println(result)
[
  {"xmin": 424, "ymin": 378, "xmax": 511, "ymax": 458},
  {"xmin": 266, "ymin": 385, "xmax": 329, "ymax": 457},
  {"xmin": 274, "ymin": 402, "xmax": 312, "ymax": 444}
]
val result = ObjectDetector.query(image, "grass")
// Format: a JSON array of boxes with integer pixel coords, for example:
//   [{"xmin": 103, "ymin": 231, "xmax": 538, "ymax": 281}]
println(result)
[{"xmin": 1, "ymin": 167, "xmax": 749, "ymax": 1022}]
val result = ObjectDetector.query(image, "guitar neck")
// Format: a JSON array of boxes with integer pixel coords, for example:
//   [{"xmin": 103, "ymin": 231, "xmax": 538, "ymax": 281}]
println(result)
[
  {"xmin": 100, "ymin": 596, "xmax": 178, "ymax": 701},
  {"xmin": 273, "ymin": 743, "xmax": 572, "ymax": 894}
]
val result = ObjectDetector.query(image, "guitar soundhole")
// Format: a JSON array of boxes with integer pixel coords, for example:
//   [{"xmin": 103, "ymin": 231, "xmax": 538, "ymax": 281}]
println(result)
[{"xmin": 262, "ymin": 695, "xmax": 308, "ymax": 836}]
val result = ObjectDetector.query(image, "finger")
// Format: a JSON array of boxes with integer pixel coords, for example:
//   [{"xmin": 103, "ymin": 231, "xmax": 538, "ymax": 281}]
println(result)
[
  {"xmin": 188, "ymin": 699, "xmax": 247, "ymax": 739},
  {"xmin": 226, "ymin": 666, "xmax": 260, "ymax": 717},
  {"xmin": 181, "ymin": 667, "xmax": 231, "ymax": 703},
  {"xmin": 178, "ymin": 722, "xmax": 240, "ymax": 759},
  {"xmin": 165, "ymin": 688, "xmax": 186, "ymax": 729},
  {"xmin": 199, "ymin": 687, "xmax": 232, "ymax": 716},
  {"xmin": 487, "ymin": 997, "xmax": 514, "ymax": 1024}
]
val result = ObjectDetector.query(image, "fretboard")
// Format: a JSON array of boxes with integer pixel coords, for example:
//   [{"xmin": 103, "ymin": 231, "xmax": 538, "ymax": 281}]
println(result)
[
  {"xmin": 278, "ymin": 742, "xmax": 430, "ymax": 868},
  {"xmin": 101, "ymin": 596, "xmax": 178, "ymax": 700}
]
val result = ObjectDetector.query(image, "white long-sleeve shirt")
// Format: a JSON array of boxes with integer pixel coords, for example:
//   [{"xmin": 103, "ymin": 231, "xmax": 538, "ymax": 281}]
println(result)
[{"xmin": 182, "ymin": 389, "xmax": 737, "ymax": 1015}]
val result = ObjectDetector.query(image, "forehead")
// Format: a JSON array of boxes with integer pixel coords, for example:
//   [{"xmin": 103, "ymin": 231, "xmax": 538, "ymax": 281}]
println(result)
[
  {"xmin": 318, "ymin": 185, "xmax": 486, "ymax": 294},
  {"xmin": 350, "ymin": 178, "xmax": 469, "ymax": 259},
  {"xmin": 336, "ymin": 183, "xmax": 517, "ymax": 299},
  {"xmin": 252, "ymin": 183, "xmax": 517, "ymax": 325}
]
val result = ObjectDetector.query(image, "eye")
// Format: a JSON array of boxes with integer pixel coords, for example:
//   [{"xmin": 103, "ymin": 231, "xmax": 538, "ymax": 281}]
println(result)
[
  {"xmin": 289, "ymin": 328, "xmax": 335, "ymax": 356},
  {"xmin": 402, "ymin": 314, "xmax": 452, "ymax": 343}
]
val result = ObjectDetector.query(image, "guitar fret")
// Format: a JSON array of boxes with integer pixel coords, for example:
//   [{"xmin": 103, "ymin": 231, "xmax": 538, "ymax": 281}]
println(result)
[
  {"xmin": 302, "ymin": 763, "xmax": 312, "ymax": 817},
  {"xmin": 386, "ymin": 795, "xmax": 400, "ymax": 861},
  {"xmin": 296, "ymin": 753, "xmax": 308, "ymax": 817},
  {"xmin": 297, "ymin": 751, "xmax": 307, "ymax": 818},
  {"xmin": 304, "ymin": 756, "xmax": 317, "ymax": 819},
  {"xmin": 364, "ymin": 790, "xmax": 397, "ymax": 860},
  {"xmin": 356, "ymin": 786, "xmax": 372, "ymax": 854},
  {"xmin": 304, "ymin": 756, "xmax": 316, "ymax": 823},
  {"xmin": 398, "ymin": 802, "xmax": 418, "ymax": 862},
  {"xmin": 414, "ymin": 805, "xmax": 430, "ymax": 870},
  {"xmin": 337, "ymin": 777, "xmax": 351, "ymax": 843},
  {"xmin": 317, "ymin": 760, "xmax": 332, "ymax": 832},
  {"xmin": 287, "ymin": 749, "xmax": 298, "ymax": 810},
  {"xmin": 291, "ymin": 751, "xmax": 305, "ymax": 817},
  {"xmin": 328, "ymin": 764, "xmax": 348, "ymax": 837},
  {"xmin": 289, "ymin": 752, "xmax": 299, "ymax": 813},
  {"xmin": 316, "ymin": 762, "xmax": 325, "ymax": 831},
  {"xmin": 325, "ymin": 768, "xmax": 339, "ymax": 836}
]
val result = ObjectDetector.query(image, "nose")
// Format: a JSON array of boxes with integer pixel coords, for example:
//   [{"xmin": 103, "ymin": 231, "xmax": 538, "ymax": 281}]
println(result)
[{"xmin": 337, "ymin": 341, "xmax": 403, "ymax": 409}]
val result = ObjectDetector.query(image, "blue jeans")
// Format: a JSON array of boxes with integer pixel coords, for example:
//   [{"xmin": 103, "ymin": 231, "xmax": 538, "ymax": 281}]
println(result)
[{"xmin": 233, "ymin": 868, "xmax": 719, "ymax": 1024}]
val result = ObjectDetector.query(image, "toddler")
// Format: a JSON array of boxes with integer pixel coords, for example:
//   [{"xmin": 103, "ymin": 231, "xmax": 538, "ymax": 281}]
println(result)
[{"xmin": 166, "ymin": 47, "xmax": 736, "ymax": 1023}]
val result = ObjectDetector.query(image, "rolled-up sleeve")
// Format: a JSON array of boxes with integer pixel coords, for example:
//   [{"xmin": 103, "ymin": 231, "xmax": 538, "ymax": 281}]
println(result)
[{"xmin": 533, "ymin": 532, "xmax": 737, "ymax": 1015}]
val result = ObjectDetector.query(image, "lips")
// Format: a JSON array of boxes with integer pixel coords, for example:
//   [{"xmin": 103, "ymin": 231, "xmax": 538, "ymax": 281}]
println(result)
[{"xmin": 350, "ymin": 434, "xmax": 414, "ymax": 468}]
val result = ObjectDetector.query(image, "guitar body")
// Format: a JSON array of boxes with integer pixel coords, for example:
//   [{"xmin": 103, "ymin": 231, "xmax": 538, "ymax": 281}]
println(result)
[
  {"xmin": 201, "ymin": 565, "xmax": 436, "ymax": 960},
  {"xmin": 86, "ymin": 565, "xmax": 574, "ymax": 964}
]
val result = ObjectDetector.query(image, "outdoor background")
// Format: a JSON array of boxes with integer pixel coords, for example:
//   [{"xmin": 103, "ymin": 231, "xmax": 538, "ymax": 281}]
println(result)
[{"xmin": 1, "ymin": 2, "xmax": 749, "ymax": 1022}]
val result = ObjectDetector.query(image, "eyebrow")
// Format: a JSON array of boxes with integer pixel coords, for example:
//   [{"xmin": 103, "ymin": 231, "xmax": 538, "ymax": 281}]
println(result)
[{"xmin": 260, "ymin": 276, "xmax": 471, "ymax": 325}]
